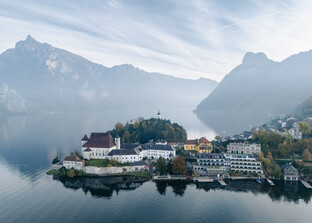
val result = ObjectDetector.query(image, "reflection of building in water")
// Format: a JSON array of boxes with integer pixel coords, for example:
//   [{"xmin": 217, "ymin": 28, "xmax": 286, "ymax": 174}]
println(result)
[
  {"xmin": 284, "ymin": 181, "xmax": 299, "ymax": 196},
  {"xmin": 225, "ymin": 180, "xmax": 261, "ymax": 192},
  {"xmin": 196, "ymin": 181, "xmax": 225, "ymax": 192},
  {"xmin": 57, "ymin": 176, "xmax": 147, "ymax": 199}
]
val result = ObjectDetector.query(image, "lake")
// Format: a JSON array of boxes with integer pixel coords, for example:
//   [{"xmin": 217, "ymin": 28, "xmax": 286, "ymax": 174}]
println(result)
[{"xmin": 1, "ymin": 110, "xmax": 311, "ymax": 223}]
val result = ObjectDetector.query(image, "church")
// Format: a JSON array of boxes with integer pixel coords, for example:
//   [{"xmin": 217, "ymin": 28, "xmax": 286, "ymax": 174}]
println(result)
[{"xmin": 81, "ymin": 132, "xmax": 120, "ymax": 160}]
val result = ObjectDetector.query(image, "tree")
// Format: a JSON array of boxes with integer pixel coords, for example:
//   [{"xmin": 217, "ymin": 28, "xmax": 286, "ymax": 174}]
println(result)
[
  {"xmin": 172, "ymin": 156, "xmax": 186, "ymax": 174},
  {"xmin": 302, "ymin": 148, "xmax": 312, "ymax": 160},
  {"xmin": 266, "ymin": 152, "xmax": 273, "ymax": 160},
  {"xmin": 67, "ymin": 168, "xmax": 76, "ymax": 178},
  {"xmin": 52, "ymin": 156, "xmax": 60, "ymax": 164},
  {"xmin": 122, "ymin": 131, "xmax": 131, "ymax": 143},
  {"xmin": 300, "ymin": 121, "xmax": 311, "ymax": 136},
  {"xmin": 277, "ymin": 141, "xmax": 292, "ymax": 157},
  {"xmin": 215, "ymin": 136, "xmax": 221, "ymax": 142},
  {"xmin": 156, "ymin": 157, "xmax": 167, "ymax": 175},
  {"xmin": 115, "ymin": 122, "xmax": 123, "ymax": 132}
]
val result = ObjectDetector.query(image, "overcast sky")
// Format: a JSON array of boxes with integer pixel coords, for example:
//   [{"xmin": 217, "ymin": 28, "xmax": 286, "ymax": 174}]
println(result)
[{"xmin": 1, "ymin": 0, "xmax": 312, "ymax": 81}]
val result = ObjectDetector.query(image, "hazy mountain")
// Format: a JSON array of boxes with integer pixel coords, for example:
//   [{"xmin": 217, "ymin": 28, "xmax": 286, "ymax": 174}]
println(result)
[
  {"xmin": 0, "ymin": 83, "xmax": 35, "ymax": 113},
  {"xmin": 0, "ymin": 35, "xmax": 218, "ymax": 113},
  {"xmin": 196, "ymin": 51, "xmax": 312, "ymax": 117}
]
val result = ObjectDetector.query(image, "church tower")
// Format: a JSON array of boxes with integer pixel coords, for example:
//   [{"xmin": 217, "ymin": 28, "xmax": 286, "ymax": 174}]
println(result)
[
  {"xmin": 157, "ymin": 110, "xmax": 161, "ymax": 119},
  {"xmin": 115, "ymin": 134, "xmax": 120, "ymax": 149}
]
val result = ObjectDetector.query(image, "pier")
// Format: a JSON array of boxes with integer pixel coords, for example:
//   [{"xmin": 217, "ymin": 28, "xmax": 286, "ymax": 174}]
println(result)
[
  {"xmin": 267, "ymin": 179, "xmax": 275, "ymax": 186},
  {"xmin": 218, "ymin": 180, "xmax": 227, "ymax": 186},
  {"xmin": 300, "ymin": 179, "xmax": 312, "ymax": 189}
]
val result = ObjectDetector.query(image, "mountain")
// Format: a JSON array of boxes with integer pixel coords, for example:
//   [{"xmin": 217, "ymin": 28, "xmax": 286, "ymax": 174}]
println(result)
[
  {"xmin": 196, "ymin": 51, "xmax": 312, "ymax": 116},
  {"xmin": 0, "ymin": 35, "xmax": 218, "ymax": 113},
  {"xmin": 297, "ymin": 95, "xmax": 312, "ymax": 118},
  {"xmin": 0, "ymin": 83, "xmax": 35, "ymax": 113}
]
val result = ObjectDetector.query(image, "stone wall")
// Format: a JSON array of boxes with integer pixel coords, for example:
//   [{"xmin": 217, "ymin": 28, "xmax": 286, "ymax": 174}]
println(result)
[{"xmin": 84, "ymin": 165, "xmax": 148, "ymax": 175}]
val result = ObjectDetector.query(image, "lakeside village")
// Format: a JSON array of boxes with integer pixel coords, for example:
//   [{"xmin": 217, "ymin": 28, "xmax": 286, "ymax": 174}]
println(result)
[{"xmin": 48, "ymin": 111, "xmax": 312, "ymax": 189}]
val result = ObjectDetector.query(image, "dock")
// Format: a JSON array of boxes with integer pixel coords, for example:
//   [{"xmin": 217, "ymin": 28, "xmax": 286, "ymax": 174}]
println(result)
[
  {"xmin": 300, "ymin": 179, "xmax": 312, "ymax": 189},
  {"xmin": 218, "ymin": 180, "xmax": 227, "ymax": 186},
  {"xmin": 267, "ymin": 179, "xmax": 275, "ymax": 186},
  {"xmin": 194, "ymin": 177, "xmax": 213, "ymax": 183}
]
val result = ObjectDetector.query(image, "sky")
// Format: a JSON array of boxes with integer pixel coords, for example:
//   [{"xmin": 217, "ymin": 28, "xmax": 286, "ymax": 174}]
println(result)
[{"xmin": 1, "ymin": 0, "xmax": 312, "ymax": 81}]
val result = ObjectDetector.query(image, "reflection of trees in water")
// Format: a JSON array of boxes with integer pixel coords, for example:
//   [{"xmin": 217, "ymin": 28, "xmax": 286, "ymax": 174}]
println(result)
[
  {"xmin": 56, "ymin": 176, "xmax": 312, "ymax": 203},
  {"xmin": 196, "ymin": 179, "xmax": 312, "ymax": 204},
  {"xmin": 55, "ymin": 176, "xmax": 148, "ymax": 199},
  {"xmin": 155, "ymin": 180, "xmax": 191, "ymax": 197}
]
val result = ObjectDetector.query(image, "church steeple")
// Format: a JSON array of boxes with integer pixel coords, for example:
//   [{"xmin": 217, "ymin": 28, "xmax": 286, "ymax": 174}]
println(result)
[{"xmin": 157, "ymin": 110, "xmax": 161, "ymax": 119}]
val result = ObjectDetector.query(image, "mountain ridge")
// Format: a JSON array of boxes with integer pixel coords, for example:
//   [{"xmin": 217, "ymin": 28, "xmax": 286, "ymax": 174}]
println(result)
[{"xmin": 0, "ymin": 35, "xmax": 218, "ymax": 113}]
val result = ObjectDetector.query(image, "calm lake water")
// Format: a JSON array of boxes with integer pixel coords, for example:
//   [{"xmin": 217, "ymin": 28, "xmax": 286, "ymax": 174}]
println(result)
[{"xmin": 1, "ymin": 109, "xmax": 312, "ymax": 223}]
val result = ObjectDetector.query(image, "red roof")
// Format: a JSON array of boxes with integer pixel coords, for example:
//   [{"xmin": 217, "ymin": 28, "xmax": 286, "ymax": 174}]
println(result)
[
  {"xmin": 185, "ymin": 139, "xmax": 198, "ymax": 145},
  {"xmin": 199, "ymin": 137, "xmax": 210, "ymax": 143},
  {"xmin": 64, "ymin": 154, "xmax": 83, "ymax": 162},
  {"xmin": 82, "ymin": 132, "xmax": 115, "ymax": 148}
]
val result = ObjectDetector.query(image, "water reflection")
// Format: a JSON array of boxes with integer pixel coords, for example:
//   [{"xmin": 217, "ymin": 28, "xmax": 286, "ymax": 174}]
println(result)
[
  {"xmin": 154, "ymin": 180, "xmax": 191, "ymax": 196},
  {"xmin": 55, "ymin": 176, "xmax": 148, "ymax": 199},
  {"xmin": 55, "ymin": 176, "xmax": 312, "ymax": 203}
]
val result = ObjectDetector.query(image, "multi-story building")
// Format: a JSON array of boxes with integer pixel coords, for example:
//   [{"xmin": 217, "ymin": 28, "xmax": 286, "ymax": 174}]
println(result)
[
  {"xmin": 227, "ymin": 142, "xmax": 261, "ymax": 155},
  {"xmin": 193, "ymin": 153, "xmax": 230, "ymax": 176},
  {"xmin": 193, "ymin": 153, "xmax": 263, "ymax": 175},
  {"xmin": 184, "ymin": 137, "xmax": 213, "ymax": 153},
  {"xmin": 225, "ymin": 153, "xmax": 263, "ymax": 174}
]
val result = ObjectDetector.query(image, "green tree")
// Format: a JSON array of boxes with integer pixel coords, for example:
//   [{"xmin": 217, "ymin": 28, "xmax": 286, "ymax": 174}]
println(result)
[
  {"xmin": 52, "ymin": 156, "xmax": 60, "ymax": 164},
  {"xmin": 67, "ymin": 168, "xmax": 76, "ymax": 178},
  {"xmin": 156, "ymin": 157, "xmax": 167, "ymax": 175},
  {"xmin": 302, "ymin": 148, "xmax": 312, "ymax": 160},
  {"xmin": 277, "ymin": 142, "xmax": 292, "ymax": 157},
  {"xmin": 215, "ymin": 136, "xmax": 221, "ymax": 142},
  {"xmin": 300, "ymin": 121, "xmax": 311, "ymax": 136},
  {"xmin": 172, "ymin": 156, "xmax": 186, "ymax": 174}
]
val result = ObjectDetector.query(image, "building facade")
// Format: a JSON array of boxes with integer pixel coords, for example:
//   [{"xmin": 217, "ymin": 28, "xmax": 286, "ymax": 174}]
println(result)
[
  {"xmin": 282, "ymin": 163, "xmax": 299, "ymax": 181},
  {"xmin": 193, "ymin": 153, "xmax": 230, "ymax": 176},
  {"xmin": 225, "ymin": 153, "xmax": 263, "ymax": 174},
  {"xmin": 63, "ymin": 154, "xmax": 85, "ymax": 170},
  {"xmin": 81, "ymin": 132, "xmax": 119, "ymax": 160},
  {"xmin": 193, "ymin": 153, "xmax": 263, "ymax": 175},
  {"xmin": 227, "ymin": 143, "xmax": 261, "ymax": 155},
  {"xmin": 184, "ymin": 137, "xmax": 213, "ymax": 153},
  {"xmin": 141, "ymin": 144, "xmax": 175, "ymax": 160}
]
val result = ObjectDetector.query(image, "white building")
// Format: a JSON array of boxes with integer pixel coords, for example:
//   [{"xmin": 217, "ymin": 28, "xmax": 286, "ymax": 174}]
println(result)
[
  {"xmin": 63, "ymin": 154, "xmax": 85, "ymax": 170},
  {"xmin": 227, "ymin": 142, "xmax": 261, "ymax": 155},
  {"xmin": 107, "ymin": 146, "xmax": 143, "ymax": 163},
  {"xmin": 141, "ymin": 144, "xmax": 175, "ymax": 160},
  {"xmin": 81, "ymin": 132, "xmax": 119, "ymax": 160},
  {"xmin": 225, "ymin": 153, "xmax": 263, "ymax": 174},
  {"xmin": 288, "ymin": 123, "xmax": 302, "ymax": 140}
]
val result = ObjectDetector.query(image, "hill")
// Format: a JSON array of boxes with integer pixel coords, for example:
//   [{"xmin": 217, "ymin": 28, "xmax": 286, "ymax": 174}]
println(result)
[
  {"xmin": 110, "ymin": 118, "xmax": 187, "ymax": 144},
  {"xmin": 0, "ymin": 35, "xmax": 218, "ymax": 113}
]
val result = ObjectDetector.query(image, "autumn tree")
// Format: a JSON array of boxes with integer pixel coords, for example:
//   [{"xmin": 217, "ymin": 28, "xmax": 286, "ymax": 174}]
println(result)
[
  {"xmin": 302, "ymin": 148, "xmax": 312, "ymax": 160},
  {"xmin": 300, "ymin": 121, "xmax": 311, "ymax": 136},
  {"xmin": 172, "ymin": 156, "xmax": 186, "ymax": 174},
  {"xmin": 156, "ymin": 157, "xmax": 167, "ymax": 175},
  {"xmin": 67, "ymin": 168, "xmax": 76, "ymax": 178},
  {"xmin": 266, "ymin": 151, "xmax": 273, "ymax": 160}
]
